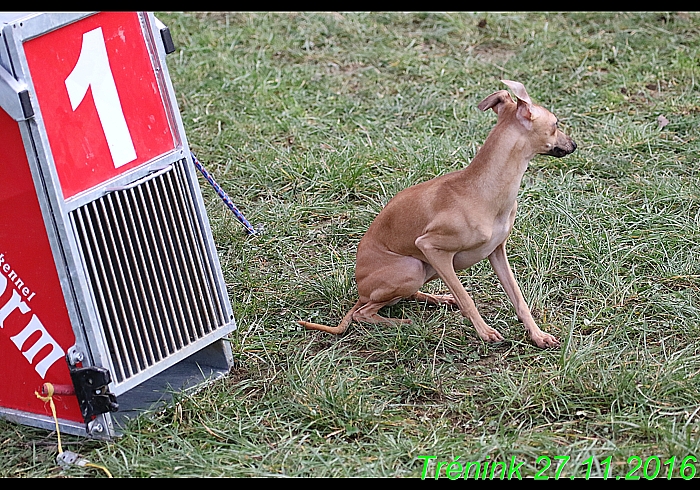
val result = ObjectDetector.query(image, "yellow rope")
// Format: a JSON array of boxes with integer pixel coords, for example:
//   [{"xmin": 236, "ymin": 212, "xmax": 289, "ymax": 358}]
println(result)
[
  {"xmin": 85, "ymin": 462, "xmax": 113, "ymax": 478},
  {"xmin": 35, "ymin": 383, "xmax": 62, "ymax": 454},
  {"xmin": 35, "ymin": 384, "xmax": 113, "ymax": 478}
]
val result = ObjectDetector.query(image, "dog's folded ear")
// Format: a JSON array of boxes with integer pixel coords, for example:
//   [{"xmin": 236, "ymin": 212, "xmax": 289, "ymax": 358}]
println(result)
[
  {"xmin": 501, "ymin": 80, "xmax": 534, "ymax": 130},
  {"xmin": 501, "ymin": 80, "xmax": 532, "ymax": 105},
  {"xmin": 477, "ymin": 90, "xmax": 513, "ymax": 114},
  {"xmin": 478, "ymin": 81, "xmax": 535, "ymax": 129}
]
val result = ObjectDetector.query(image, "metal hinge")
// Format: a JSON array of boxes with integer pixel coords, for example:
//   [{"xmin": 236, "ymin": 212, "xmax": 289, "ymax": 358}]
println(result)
[{"xmin": 0, "ymin": 64, "xmax": 34, "ymax": 120}]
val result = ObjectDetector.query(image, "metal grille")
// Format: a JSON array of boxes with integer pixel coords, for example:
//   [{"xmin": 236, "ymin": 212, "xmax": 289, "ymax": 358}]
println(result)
[{"xmin": 69, "ymin": 160, "xmax": 226, "ymax": 385}]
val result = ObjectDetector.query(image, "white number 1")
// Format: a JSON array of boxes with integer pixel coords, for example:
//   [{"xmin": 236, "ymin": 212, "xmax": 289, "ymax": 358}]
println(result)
[{"xmin": 65, "ymin": 27, "xmax": 137, "ymax": 168}]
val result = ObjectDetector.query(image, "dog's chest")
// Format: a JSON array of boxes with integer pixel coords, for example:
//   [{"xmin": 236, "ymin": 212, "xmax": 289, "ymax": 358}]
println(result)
[{"xmin": 452, "ymin": 211, "xmax": 514, "ymax": 270}]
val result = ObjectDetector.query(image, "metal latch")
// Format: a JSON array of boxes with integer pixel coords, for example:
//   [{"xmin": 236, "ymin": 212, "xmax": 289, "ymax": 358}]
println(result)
[
  {"xmin": 68, "ymin": 365, "xmax": 119, "ymax": 424},
  {"xmin": 155, "ymin": 17, "xmax": 175, "ymax": 55}
]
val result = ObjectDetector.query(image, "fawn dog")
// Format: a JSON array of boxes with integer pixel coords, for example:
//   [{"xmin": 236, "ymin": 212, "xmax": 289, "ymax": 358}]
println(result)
[{"xmin": 298, "ymin": 80, "xmax": 576, "ymax": 348}]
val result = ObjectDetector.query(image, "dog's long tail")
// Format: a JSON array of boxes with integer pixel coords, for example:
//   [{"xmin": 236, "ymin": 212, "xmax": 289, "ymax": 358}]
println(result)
[{"xmin": 297, "ymin": 300, "xmax": 363, "ymax": 335}]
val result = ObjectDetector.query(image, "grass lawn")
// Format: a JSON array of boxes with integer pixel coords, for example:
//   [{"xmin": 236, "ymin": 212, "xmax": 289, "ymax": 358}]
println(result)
[{"xmin": 2, "ymin": 11, "xmax": 700, "ymax": 478}]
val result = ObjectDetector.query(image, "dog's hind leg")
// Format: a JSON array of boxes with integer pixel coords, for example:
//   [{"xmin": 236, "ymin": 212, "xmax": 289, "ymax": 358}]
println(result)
[
  {"xmin": 409, "ymin": 291, "xmax": 457, "ymax": 306},
  {"xmin": 351, "ymin": 299, "xmax": 414, "ymax": 325}
]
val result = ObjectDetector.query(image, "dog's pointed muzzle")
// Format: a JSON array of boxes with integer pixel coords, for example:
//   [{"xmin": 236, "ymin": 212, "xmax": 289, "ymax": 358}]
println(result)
[{"xmin": 546, "ymin": 139, "xmax": 577, "ymax": 158}]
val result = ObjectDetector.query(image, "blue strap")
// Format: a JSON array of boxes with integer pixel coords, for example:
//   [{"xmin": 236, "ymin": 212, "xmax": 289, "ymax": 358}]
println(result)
[{"xmin": 191, "ymin": 151, "xmax": 260, "ymax": 236}]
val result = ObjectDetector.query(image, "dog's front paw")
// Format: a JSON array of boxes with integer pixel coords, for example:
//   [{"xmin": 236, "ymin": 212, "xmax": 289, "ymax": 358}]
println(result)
[
  {"xmin": 531, "ymin": 332, "xmax": 560, "ymax": 349},
  {"xmin": 477, "ymin": 327, "xmax": 505, "ymax": 343}
]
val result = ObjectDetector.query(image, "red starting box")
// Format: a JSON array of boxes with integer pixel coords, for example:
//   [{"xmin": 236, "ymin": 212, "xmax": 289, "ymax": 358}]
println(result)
[{"xmin": 0, "ymin": 12, "xmax": 236, "ymax": 438}]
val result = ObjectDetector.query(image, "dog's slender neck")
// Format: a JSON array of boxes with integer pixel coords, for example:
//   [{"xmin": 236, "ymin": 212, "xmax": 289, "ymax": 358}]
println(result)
[{"xmin": 461, "ymin": 121, "xmax": 534, "ymax": 207}]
